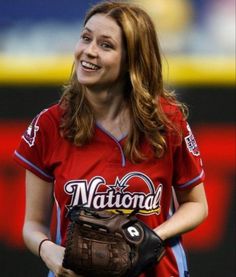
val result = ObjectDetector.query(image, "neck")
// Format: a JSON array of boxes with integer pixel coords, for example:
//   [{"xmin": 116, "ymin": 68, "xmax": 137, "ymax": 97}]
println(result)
[
  {"xmin": 85, "ymin": 85, "xmax": 127, "ymax": 121},
  {"xmin": 84, "ymin": 85, "xmax": 130, "ymax": 139}
]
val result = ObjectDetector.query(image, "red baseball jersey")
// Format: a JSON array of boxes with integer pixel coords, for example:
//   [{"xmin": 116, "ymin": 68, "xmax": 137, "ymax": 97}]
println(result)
[{"xmin": 14, "ymin": 101, "xmax": 204, "ymax": 277}]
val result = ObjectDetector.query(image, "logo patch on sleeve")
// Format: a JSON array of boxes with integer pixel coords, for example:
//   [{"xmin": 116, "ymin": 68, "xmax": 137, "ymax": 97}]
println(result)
[
  {"xmin": 184, "ymin": 123, "xmax": 200, "ymax": 156},
  {"xmin": 22, "ymin": 109, "xmax": 48, "ymax": 147}
]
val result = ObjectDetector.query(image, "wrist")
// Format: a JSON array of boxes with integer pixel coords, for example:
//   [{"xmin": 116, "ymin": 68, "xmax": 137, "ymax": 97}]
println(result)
[
  {"xmin": 38, "ymin": 238, "xmax": 51, "ymax": 259},
  {"xmin": 154, "ymin": 228, "xmax": 167, "ymax": 241}
]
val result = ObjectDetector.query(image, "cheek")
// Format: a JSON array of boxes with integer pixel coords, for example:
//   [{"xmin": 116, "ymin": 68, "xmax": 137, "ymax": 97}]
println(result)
[
  {"xmin": 112, "ymin": 56, "xmax": 125, "ymax": 75},
  {"xmin": 74, "ymin": 42, "xmax": 82, "ymax": 60}
]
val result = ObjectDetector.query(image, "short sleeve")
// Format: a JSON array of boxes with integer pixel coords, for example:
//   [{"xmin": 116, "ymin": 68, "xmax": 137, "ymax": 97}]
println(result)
[
  {"xmin": 173, "ymin": 120, "xmax": 205, "ymax": 190},
  {"xmin": 13, "ymin": 108, "xmax": 58, "ymax": 182}
]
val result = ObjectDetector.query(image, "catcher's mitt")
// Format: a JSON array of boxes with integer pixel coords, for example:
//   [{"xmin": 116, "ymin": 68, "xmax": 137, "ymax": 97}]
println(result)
[{"xmin": 62, "ymin": 206, "xmax": 165, "ymax": 277}]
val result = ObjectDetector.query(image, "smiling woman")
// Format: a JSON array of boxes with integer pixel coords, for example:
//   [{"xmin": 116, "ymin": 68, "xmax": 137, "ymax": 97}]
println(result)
[
  {"xmin": 74, "ymin": 14, "xmax": 126, "ymax": 92},
  {"xmin": 13, "ymin": 1, "xmax": 208, "ymax": 277}
]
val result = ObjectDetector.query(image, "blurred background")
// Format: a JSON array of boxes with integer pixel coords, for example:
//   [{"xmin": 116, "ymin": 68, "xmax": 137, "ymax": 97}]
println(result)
[{"xmin": 0, "ymin": 0, "xmax": 235, "ymax": 276}]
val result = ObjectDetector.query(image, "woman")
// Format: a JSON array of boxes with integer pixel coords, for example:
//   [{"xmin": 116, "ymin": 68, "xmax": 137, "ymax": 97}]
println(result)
[{"xmin": 14, "ymin": 1, "xmax": 208, "ymax": 276}]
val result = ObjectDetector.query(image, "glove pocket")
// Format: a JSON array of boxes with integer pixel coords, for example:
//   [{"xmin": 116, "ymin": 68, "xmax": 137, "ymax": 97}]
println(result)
[{"xmin": 63, "ymin": 221, "xmax": 133, "ymax": 277}]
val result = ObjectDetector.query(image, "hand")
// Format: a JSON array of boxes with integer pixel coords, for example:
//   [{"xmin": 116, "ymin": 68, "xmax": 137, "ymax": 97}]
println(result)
[{"xmin": 40, "ymin": 240, "xmax": 83, "ymax": 277}]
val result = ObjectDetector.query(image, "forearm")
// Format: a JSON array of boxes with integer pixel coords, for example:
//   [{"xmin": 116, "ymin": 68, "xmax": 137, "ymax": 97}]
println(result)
[
  {"xmin": 23, "ymin": 172, "xmax": 80, "ymax": 276},
  {"xmin": 23, "ymin": 220, "xmax": 51, "ymax": 256},
  {"xmin": 23, "ymin": 170, "xmax": 54, "ymax": 256},
  {"xmin": 155, "ymin": 200, "xmax": 208, "ymax": 241},
  {"xmin": 23, "ymin": 220, "xmax": 73, "ymax": 275},
  {"xmin": 155, "ymin": 203, "xmax": 206, "ymax": 240}
]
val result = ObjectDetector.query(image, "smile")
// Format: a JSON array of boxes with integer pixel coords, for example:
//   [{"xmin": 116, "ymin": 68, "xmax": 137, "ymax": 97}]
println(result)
[{"xmin": 81, "ymin": 61, "xmax": 101, "ymax": 71}]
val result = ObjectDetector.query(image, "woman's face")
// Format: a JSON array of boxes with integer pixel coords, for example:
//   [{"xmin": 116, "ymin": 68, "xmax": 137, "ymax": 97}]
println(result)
[{"xmin": 74, "ymin": 13, "xmax": 127, "ymax": 90}]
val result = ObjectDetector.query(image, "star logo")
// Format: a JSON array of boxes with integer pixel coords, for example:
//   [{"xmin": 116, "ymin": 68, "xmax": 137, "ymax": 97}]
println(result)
[{"xmin": 107, "ymin": 177, "xmax": 129, "ymax": 194}]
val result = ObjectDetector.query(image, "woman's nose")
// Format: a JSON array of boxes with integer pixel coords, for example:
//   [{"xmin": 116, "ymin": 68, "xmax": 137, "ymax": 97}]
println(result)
[{"xmin": 84, "ymin": 41, "xmax": 98, "ymax": 57}]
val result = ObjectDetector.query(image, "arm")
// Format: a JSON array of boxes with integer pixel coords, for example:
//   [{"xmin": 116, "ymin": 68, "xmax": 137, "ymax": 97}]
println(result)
[
  {"xmin": 23, "ymin": 170, "xmax": 54, "ymax": 254},
  {"xmin": 23, "ymin": 170, "xmax": 80, "ymax": 277},
  {"xmin": 154, "ymin": 183, "xmax": 208, "ymax": 240}
]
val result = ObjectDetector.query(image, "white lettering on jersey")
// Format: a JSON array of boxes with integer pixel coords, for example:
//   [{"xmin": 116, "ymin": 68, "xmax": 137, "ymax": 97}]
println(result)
[{"xmin": 64, "ymin": 172, "xmax": 163, "ymax": 215}]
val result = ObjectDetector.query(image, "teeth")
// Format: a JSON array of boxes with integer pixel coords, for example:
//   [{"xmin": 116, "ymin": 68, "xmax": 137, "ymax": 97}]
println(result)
[{"xmin": 81, "ymin": 61, "xmax": 99, "ymax": 70}]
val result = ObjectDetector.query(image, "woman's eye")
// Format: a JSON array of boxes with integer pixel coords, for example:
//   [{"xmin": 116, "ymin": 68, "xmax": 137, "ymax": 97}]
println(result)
[
  {"xmin": 81, "ymin": 35, "xmax": 91, "ymax": 42},
  {"xmin": 101, "ymin": 42, "xmax": 113, "ymax": 49}
]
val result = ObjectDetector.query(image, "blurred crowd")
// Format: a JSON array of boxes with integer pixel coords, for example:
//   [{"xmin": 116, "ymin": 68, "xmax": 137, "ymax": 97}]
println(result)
[{"xmin": 0, "ymin": 0, "xmax": 235, "ymax": 56}]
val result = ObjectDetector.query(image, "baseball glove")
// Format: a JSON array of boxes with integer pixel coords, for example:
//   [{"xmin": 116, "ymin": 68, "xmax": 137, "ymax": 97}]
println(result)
[{"xmin": 62, "ymin": 205, "xmax": 165, "ymax": 277}]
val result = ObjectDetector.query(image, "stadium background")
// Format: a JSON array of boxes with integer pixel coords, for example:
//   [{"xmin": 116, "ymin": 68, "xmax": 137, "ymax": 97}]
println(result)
[{"xmin": 0, "ymin": 0, "xmax": 235, "ymax": 276}]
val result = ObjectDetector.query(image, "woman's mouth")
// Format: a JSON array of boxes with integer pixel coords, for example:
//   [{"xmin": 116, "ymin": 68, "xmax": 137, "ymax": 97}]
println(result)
[{"xmin": 81, "ymin": 61, "xmax": 101, "ymax": 71}]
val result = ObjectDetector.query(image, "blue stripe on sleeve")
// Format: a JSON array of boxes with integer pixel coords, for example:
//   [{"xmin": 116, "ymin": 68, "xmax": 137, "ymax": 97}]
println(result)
[
  {"xmin": 178, "ymin": 170, "xmax": 204, "ymax": 189},
  {"xmin": 14, "ymin": 150, "xmax": 54, "ymax": 180}
]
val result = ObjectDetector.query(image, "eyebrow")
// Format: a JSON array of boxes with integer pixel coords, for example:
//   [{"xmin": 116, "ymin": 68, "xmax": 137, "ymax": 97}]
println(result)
[
  {"xmin": 82, "ymin": 27, "xmax": 117, "ymax": 42},
  {"xmin": 83, "ymin": 27, "xmax": 92, "ymax": 33}
]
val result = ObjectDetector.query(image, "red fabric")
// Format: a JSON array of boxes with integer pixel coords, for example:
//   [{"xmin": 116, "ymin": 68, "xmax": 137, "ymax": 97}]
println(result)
[{"xmin": 13, "ymin": 102, "xmax": 205, "ymax": 276}]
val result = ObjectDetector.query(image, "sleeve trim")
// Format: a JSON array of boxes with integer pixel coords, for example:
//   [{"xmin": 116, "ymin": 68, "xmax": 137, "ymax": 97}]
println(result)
[
  {"xmin": 14, "ymin": 150, "xmax": 54, "ymax": 180},
  {"xmin": 177, "ymin": 170, "xmax": 205, "ymax": 189}
]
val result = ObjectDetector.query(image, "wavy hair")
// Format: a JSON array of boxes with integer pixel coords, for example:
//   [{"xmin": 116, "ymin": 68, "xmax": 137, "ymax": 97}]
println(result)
[{"xmin": 60, "ymin": 1, "xmax": 187, "ymax": 162}]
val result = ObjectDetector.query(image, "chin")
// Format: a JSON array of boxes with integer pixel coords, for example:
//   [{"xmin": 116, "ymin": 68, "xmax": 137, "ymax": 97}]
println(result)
[
  {"xmin": 78, "ymin": 80, "xmax": 97, "ymax": 87},
  {"xmin": 76, "ymin": 74, "xmax": 95, "ymax": 85}
]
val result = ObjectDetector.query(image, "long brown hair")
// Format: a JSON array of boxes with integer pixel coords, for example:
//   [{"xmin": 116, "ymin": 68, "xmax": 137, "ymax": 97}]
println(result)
[{"xmin": 60, "ymin": 1, "xmax": 187, "ymax": 162}]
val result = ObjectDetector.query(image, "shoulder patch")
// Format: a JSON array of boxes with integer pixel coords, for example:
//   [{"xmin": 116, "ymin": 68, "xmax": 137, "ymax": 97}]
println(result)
[
  {"xmin": 184, "ymin": 123, "xmax": 200, "ymax": 156},
  {"xmin": 22, "ymin": 109, "xmax": 48, "ymax": 147}
]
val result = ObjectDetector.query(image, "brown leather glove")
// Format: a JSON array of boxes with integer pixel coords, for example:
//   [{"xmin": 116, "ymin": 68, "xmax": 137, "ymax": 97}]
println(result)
[{"xmin": 63, "ymin": 206, "xmax": 165, "ymax": 277}]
